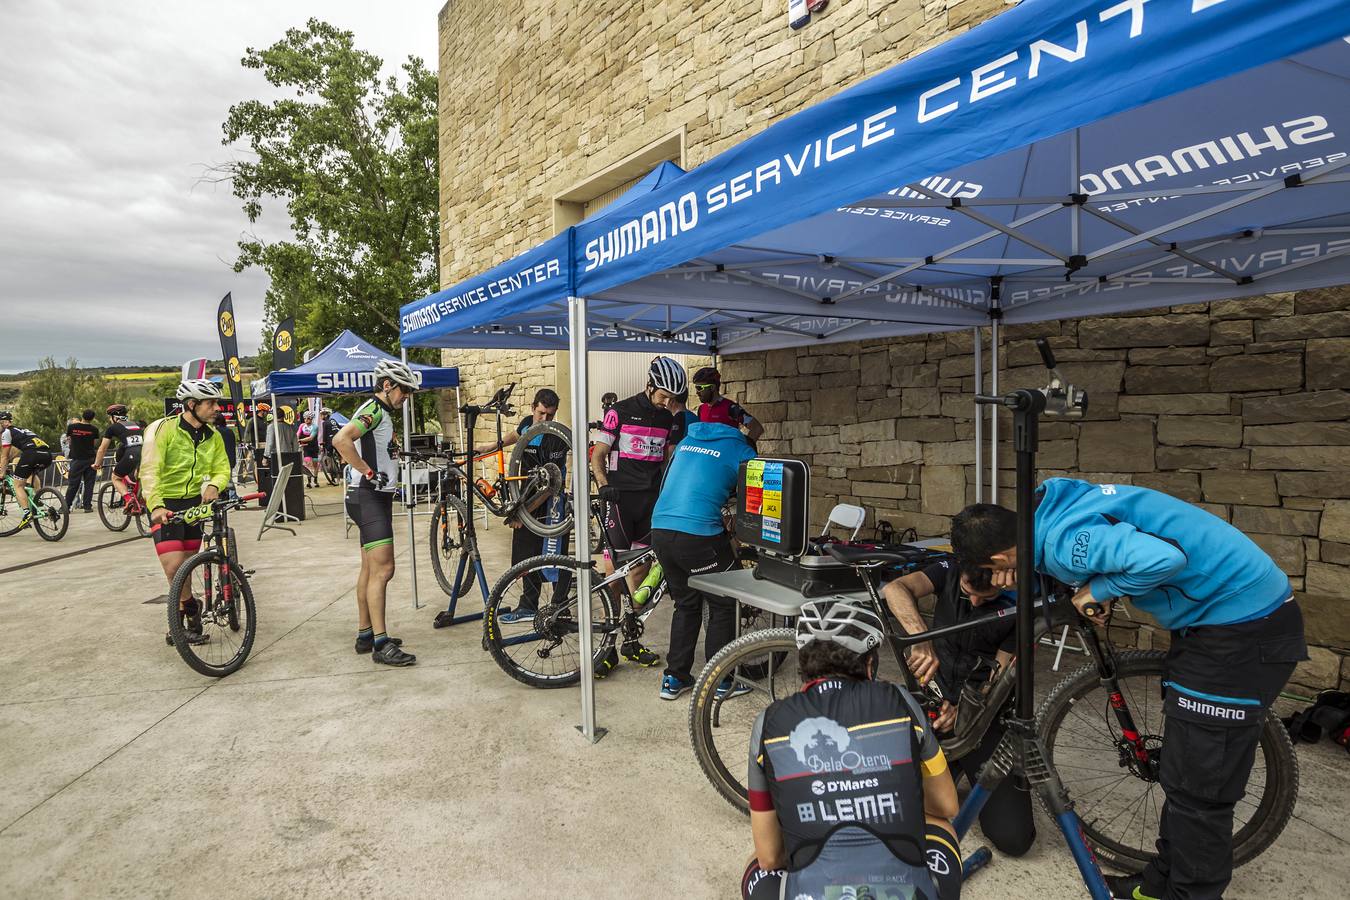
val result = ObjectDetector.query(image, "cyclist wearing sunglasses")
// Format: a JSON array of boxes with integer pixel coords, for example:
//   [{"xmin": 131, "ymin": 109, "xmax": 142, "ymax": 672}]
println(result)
[{"xmin": 692, "ymin": 367, "xmax": 763, "ymax": 447}]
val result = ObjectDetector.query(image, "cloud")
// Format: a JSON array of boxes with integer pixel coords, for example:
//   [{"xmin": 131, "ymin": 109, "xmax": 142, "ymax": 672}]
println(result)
[{"xmin": 0, "ymin": 0, "xmax": 440, "ymax": 372}]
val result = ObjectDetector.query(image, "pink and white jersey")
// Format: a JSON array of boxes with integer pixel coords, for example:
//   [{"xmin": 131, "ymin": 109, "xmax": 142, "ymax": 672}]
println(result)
[{"xmin": 594, "ymin": 391, "xmax": 673, "ymax": 494}]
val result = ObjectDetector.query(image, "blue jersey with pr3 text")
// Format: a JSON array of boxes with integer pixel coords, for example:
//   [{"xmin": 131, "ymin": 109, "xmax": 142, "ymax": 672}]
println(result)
[
  {"xmin": 651, "ymin": 422, "xmax": 757, "ymax": 536},
  {"xmin": 1034, "ymin": 478, "xmax": 1291, "ymax": 631}
]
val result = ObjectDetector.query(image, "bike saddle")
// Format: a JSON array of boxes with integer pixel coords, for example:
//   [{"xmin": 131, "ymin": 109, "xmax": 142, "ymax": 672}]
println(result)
[
  {"xmin": 822, "ymin": 543, "xmax": 920, "ymax": 566},
  {"xmin": 612, "ymin": 547, "xmax": 651, "ymax": 566}
]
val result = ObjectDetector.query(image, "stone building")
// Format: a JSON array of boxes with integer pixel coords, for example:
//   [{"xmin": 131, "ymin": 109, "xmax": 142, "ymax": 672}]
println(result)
[{"xmin": 434, "ymin": 0, "xmax": 1348, "ymax": 688}]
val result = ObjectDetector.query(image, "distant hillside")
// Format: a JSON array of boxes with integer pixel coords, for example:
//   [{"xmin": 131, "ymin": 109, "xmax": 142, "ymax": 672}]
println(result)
[{"xmin": 5, "ymin": 358, "xmax": 259, "ymax": 379}]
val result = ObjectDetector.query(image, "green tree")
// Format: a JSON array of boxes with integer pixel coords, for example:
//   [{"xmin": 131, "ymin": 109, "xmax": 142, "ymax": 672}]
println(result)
[
  {"xmin": 13, "ymin": 358, "xmax": 84, "ymax": 446},
  {"xmin": 219, "ymin": 18, "xmax": 439, "ymax": 361}
]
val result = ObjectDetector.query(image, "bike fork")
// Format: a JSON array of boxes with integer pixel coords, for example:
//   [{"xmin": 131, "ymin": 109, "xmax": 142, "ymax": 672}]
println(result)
[{"xmin": 1080, "ymin": 626, "xmax": 1154, "ymax": 764}]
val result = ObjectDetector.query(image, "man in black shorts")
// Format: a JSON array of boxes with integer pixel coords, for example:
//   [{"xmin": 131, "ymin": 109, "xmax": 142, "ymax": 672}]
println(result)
[
  {"xmin": 1, "ymin": 411, "xmax": 54, "ymax": 521},
  {"xmin": 588, "ymin": 356, "xmax": 683, "ymax": 675},
  {"xmin": 883, "ymin": 557, "xmax": 1035, "ymax": 858},
  {"xmin": 334, "ymin": 359, "xmax": 419, "ymax": 667},
  {"xmin": 64, "ymin": 410, "xmax": 100, "ymax": 512},
  {"xmin": 744, "ymin": 597, "xmax": 962, "ymax": 899},
  {"xmin": 94, "ymin": 404, "xmax": 145, "ymax": 511}
]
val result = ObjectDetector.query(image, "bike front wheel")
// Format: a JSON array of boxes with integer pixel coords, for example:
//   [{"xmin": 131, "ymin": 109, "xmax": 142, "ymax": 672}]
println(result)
[
  {"xmin": 97, "ymin": 483, "xmax": 131, "ymax": 532},
  {"xmin": 429, "ymin": 495, "xmax": 477, "ymax": 599},
  {"xmin": 689, "ymin": 628, "xmax": 801, "ymax": 814},
  {"xmin": 508, "ymin": 421, "xmax": 574, "ymax": 538},
  {"xmin": 484, "ymin": 554, "xmax": 619, "ymax": 688},
  {"xmin": 1038, "ymin": 649, "xmax": 1299, "ymax": 873},
  {"xmin": 31, "ymin": 488, "xmax": 68, "ymax": 541},
  {"xmin": 0, "ymin": 484, "xmax": 25, "ymax": 537},
  {"xmin": 166, "ymin": 551, "xmax": 257, "ymax": 677}
]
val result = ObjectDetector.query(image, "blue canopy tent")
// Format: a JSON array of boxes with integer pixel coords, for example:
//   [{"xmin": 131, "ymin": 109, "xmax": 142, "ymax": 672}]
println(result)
[
  {"xmin": 400, "ymin": 0, "xmax": 1350, "ymax": 740},
  {"xmin": 252, "ymin": 329, "xmax": 459, "ymax": 395}
]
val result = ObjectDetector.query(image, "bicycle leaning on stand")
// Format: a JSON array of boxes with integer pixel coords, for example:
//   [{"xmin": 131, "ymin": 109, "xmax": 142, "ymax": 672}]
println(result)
[
  {"xmin": 686, "ymin": 544, "xmax": 1299, "ymax": 875},
  {"xmin": 162, "ymin": 491, "xmax": 264, "ymax": 677},
  {"xmin": 420, "ymin": 383, "xmax": 574, "ymax": 600}
]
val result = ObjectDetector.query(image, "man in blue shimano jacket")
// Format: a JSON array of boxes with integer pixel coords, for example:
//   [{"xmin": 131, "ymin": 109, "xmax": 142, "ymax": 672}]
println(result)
[
  {"xmin": 951, "ymin": 478, "xmax": 1308, "ymax": 900},
  {"xmin": 649, "ymin": 420, "xmax": 757, "ymax": 701}
]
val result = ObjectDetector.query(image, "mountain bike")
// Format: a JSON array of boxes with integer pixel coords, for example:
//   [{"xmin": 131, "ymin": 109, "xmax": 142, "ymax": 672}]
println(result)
[
  {"xmin": 97, "ymin": 473, "xmax": 149, "ymax": 536},
  {"xmin": 162, "ymin": 491, "xmax": 263, "ymax": 677},
  {"xmin": 236, "ymin": 443, "xmax": 257, "ymax": 486},
  {"xmin": 320, "ymin": 445, "xmax": 342, "ymax": 486},
  {"xmin": 422, "ymin": 383, "xmax": 573, "ymax": 599},
  {"xmin": 0, "ymin": 474, "xmax": 68, "ymax": 541},
  {"xmin": 687, "ymin": 545, "xmax": 1299, "ymax": 874},
  {"xmin": 482, "ymin": 500, "xmax": 779, "ymax": 688}
]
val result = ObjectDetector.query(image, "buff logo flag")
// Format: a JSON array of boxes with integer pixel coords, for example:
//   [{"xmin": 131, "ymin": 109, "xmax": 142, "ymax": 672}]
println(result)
[
  {"xmin": 272, "ymin": 316, "xmax": 296, "ymax": 371},
  {"xmin": 275, "ymin": 330, "xmax": 292, "ymax": 352},
  {"xmin": 216, "ymin": 292, "xmax": 246, "ymax": 438}
]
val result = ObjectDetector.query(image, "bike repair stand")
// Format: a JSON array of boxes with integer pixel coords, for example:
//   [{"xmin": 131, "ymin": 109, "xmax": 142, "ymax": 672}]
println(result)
[
  {"xmin": 956, "ymin": 342, "xmax": 1111, "ymax": 899},
  {"xmin": 433, "ymin": 402, "xmax": 492, "ymax": 629}
]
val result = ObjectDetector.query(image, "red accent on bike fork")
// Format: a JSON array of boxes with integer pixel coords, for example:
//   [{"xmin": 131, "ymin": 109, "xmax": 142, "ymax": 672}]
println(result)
[{"xmin": 1110, "ymin": 690, "xmax": 1151, "ymax": 762}]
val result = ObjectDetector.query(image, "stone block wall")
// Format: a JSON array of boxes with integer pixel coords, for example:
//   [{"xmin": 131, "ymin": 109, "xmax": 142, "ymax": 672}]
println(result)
[{"xmin": 724, "ymin": 286, "xmax": 1350, "ymax": 691}]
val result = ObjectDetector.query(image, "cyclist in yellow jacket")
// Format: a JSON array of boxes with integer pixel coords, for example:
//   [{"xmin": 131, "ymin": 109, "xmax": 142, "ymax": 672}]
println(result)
[{"xmin": 141, "ymin": 379, "xmax": 232, "ymax": 646}]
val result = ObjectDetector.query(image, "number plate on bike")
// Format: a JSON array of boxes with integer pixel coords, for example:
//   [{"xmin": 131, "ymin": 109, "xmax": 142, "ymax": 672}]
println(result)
[{"xmin": 183, "ymin": 503, "xmax": 214, "ymax": 524}]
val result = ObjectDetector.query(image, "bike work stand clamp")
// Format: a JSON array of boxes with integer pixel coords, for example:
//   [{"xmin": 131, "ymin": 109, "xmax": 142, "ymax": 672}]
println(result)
[
  {"xmin": 956, "ymin": 339, "xmax": 1110, "ymax": 899},
  {"xmin": 433, "ymin": 401, "xmax": 493, "ymax": 629}
]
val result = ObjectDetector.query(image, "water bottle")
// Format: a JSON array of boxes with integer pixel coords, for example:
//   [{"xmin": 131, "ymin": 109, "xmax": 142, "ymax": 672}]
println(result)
[{"xmin": 633, "ymin": 562, "xmax": 663, "ymax": 607}]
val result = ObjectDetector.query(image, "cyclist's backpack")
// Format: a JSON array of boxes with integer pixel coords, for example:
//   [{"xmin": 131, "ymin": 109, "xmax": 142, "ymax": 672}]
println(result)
[
  {"xmin": 782, "ymin": 823, "xmax": 938, "ymax": 900},
  {"xmin": 1284, "ymin": 690, "xmax": 1350, "ymax": 753}
]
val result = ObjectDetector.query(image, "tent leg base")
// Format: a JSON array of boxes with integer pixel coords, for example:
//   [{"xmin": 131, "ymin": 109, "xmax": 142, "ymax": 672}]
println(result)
[
  {"xmin": 576, "ymin": 725, "xmax": 607, "ymax": 744},
  {"xmin": 433, "ymin": 609, "xmax": 484, "ymax": 628}
]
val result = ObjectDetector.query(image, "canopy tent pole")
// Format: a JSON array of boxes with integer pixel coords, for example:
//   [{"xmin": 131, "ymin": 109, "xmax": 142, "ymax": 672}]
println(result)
[
  {"xmin": 568, "ymin": 295, "xmax": 602, "ymax": 743},
  {"xmin": 973, "ymin": 327, "xmax": 983, "ymax": 504},
  {"xmin": 989, "ymin": 319, "xmax": 1000, "ymax": 503},
  {"xmin": 402, "ymin": 347, "xmax": 420, "ymax": 610}
]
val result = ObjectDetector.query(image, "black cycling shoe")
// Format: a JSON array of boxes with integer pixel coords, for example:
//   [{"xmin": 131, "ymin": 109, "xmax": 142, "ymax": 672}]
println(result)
[
  {"xmin": 372, "ymin": 641, "xmax": 416, "ymax": 667},
  {"xmin": 621, "ymin": 641, "xmax": 661, "ymax": 667},
  {"xmin": 594, "ymin": 647, "xmax": 619, "ymax": 679},
  {"xmin": 1104, "ymin": 874, "xmax": 1160, "ymax": 900},
  {"xmin": 355, "ymin": 635, "xmax": 403, "ymax": 654}
]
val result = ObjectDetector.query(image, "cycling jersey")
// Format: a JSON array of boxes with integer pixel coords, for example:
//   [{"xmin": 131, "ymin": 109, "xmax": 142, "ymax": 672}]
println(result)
[
  {"xmin": 921, "ymin": 559, "xmax": 1017, "ymax": 700},
  {"xmin": 652, "ymin": 422, "xmax": 756, "ymax": 536},
  {"xmin": 139, "ymin": 415, "xmax": 231, "ymax": 515},
  {"xmin": 65, "ymin": 421, "xmax": 99, "ymax": 460},
  {"xmin": 104, "ymin": 421, "xmax": 144, "ymax": 461},
  {"xmin": 594, "ymin": 391, "xmax": 672, "ymax": 494},
  {"xmin": 346, "ymin": 397, "xmax": 398, "ymax": 492},
  {"xmin": 298, "ymin": 423, "xmax": 317, "ymax": 458},
  {"xmin": 1034, "ymin": 478, "xmax": 1292, "ymax": 630},
  {"xmin": 699, "ymin": 397, "xmax": 753, "ymax": 429},
  {"xmin": 3, "ymin": 426, "xmax": 47, "ymax": 452},
  {"xmin": 748, "ymin": 678, "xmax": 947, "ymax": 871},
  {"xmin": 516, "ymin": 415, "xmax": 568, "ymax": 475},
  {"xmin": 667, "ymin": 408, "xmax": 700, "ymax": 447}
]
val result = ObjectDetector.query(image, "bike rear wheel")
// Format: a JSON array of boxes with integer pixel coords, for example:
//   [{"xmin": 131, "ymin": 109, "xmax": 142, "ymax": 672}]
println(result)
[
  {"xmin": 321, "ymin": 450, "xmax": 340, "ymax": 485},
  {"xmin": 429, "ymin": 495, "xmax": 477, "ymax": 598},
  {"xmin": 484, "ymin": 554, "xmax": 619, "ymax": 688},
  {"xmin": 1038, "ymin": 649, "xmax": 1299, "ymax": 873},
  {"xmin": 31, "ymin": 488, "xmax": 68, "ymax": 541},
  {"xmin": 166, "ymin": 551, "xmax": 257, "ymax": 677},
  {"xmin": 508, "ymin": 421, "xmax": 574, "ymax": 538},
  {"xmin": 97, "ymin": 483, "xmax": 132, "ymax": 532}
]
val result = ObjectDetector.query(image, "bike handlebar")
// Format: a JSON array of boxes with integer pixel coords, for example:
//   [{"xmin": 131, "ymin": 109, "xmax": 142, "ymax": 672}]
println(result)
[{"xmin": 159, "ymin": 491, "xmax": 264, "ymax": 526}]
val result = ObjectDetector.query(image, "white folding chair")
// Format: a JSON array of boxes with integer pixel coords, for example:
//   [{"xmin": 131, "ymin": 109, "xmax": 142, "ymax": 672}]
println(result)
[
  {"xmin": 820, "ymin": 503, "xmax": 867, "ymax": 541},
  {"xmin": 1040, "ymin": 624, "xmax": 1090, "ymax": 671}
]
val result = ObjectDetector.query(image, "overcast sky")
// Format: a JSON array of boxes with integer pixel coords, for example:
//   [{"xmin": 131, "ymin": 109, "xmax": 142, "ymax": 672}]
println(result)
[{"xmin": 0, "ymin": 0, "xmax": 440, "ymax": 373}]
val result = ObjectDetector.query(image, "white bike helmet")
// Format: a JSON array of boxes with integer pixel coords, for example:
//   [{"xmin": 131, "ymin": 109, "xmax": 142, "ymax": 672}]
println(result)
[
  {"xmin": 176, "ymin": 379, "xmax": 223, "ymax": 401},
  {"xmin": 796, "ymin": 597, "xmax": 885, "ymax": 655},
  {"xmin": 647, "ymin": 356, "xmax": 687, "ymax": 394},
  {"xmin": 373, "ymin": 359, "xmax": 418, "ymax": 391}
]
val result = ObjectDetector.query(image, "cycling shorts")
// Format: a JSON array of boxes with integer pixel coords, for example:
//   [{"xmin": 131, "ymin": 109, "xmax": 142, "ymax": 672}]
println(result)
[
  {"xmin": 113, "ymin": 450, "xmax": 141, "ymax": 478},
  {"xmin": 346, "ymin": 485, "xmax": 394, "ymax": 551},
  {"xmin": 152, "ymin": 496, "xmax": 204, "ymax": 556},
  {"xmin": 741, "ymin": 824, "xmax": 962, "ymax": 900},
  {"xmin": 603, "ymin": 491, "xmax": 658, "ymax": 553},
  {"xmin": 13, "ymin": 447, "xmax": 53, "ymax": 478}
]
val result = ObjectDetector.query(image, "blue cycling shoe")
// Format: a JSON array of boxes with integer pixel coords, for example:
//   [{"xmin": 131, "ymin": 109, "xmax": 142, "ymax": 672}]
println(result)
[
  {"xmin": 660, "ymin": 674, "xmax": 692, "ymax": 700},
  {"xmin": 715, "ymin": 677, "xmax": 752, "ymax": 701},
  {"xmin": 498, "ymin": 606, "xmax": 537, "ymax": 624}
]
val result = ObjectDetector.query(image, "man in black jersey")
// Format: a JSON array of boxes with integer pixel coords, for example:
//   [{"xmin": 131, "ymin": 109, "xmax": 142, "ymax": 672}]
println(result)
[
  {"xmin": 64, "ymin": 409, "xmax": 99, "ymax": 512},
  {"xmin": 883, "ymin": 558, "xmax": 1035, "ymax": 858},
  {"xmin": 1, "ymin": 412, "xmax": 54, "ymax": 510},
  {"xmin": 94, "ymin": 404, "xmax": 144, "ymax": 509}
]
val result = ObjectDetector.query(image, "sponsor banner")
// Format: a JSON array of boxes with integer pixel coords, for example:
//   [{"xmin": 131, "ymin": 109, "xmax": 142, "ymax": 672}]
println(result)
[
  {"xmin": 217, "ymin": 292, "xmax": 246, "ymax": 434},
  {"xmin": 272, "ymin": 316, "xmax": 296, "ymax": 371}
]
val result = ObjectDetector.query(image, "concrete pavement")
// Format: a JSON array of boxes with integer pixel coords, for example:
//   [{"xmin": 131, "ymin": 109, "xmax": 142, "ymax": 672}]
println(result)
[{"xmin": 1, "ymin": 486, "xmax": 1346, "ymax": 898}]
